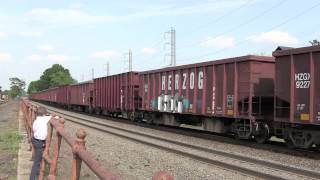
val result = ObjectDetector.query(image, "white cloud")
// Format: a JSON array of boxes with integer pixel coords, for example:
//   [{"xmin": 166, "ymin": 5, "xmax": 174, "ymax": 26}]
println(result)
[
  {"xmin": 142, "ymin": 47, "xmax": 156, "ymax": 54},
  {"xmin": 18, "ymin": 31, "xmax": 43, "ymax": 37},
  {"xmin": 247, "ymin": 30, "xmax": 298, "ymax": 45},
  {"xmin": 27, "ymin": 8, "xmax": 106, "ymax": 26},
  {"xmin": 23, "ymin": 0, "xmax": 253, "ymax": 28},
  {"xmin": 120, "ymin": 0, "xmax": 251, "ymax": 18},
  {"xmin": 202, "ymin": 36, "xmax": 235, "ymax": 48},
  {"xmin": 27, "ymin": 54, "xmax": 42, "ymax": 61},
  {"xmin": 38, "ymin": 44, "xmax": 54, "ymax": 51},
  {"xmin": 90, "ymin": 50, "xmax": 120, "ymax": 59},
  {"xmin": 48, "ymin": 54, "xmax": 68, "ymax": 62},
  {"xmin": 70, "ymin": 3, "xmax": 84, "ymax": 9},
  {"xmin": 0, "ymin": 32, "xmax": 8, "ymax": 38},
  {"xmin": 0, "ymin": 52, "xmax": 13, "ymax": 62}
]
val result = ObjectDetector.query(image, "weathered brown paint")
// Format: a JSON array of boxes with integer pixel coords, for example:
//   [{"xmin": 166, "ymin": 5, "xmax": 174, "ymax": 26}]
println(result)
[
  {"xmin": 139, "ymin": 55, "xmax": 275, "ymax": 120},
  {"xmin": 273, "ymin": 45, "xmax": 320, "ymax": 124},
  {"xmin": 69, "ymin": 81, "xmax": 94, "ymax": 106},
  {"xmin": 94, "ymin": 72, "xmax": 139, "ymax": 113},
  {"xmin": 310, "ymin": 52, "xmax": 315, "ymax": 123}
]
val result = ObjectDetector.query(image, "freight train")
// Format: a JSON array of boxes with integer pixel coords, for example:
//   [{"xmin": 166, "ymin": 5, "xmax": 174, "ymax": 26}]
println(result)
[{"xmin": 30, "ymin": 45, "xmax": 320, "ymax": 149}]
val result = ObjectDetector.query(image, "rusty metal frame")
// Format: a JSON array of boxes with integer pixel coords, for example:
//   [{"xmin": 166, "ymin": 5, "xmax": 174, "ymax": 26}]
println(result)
[{"xmin": 20, "ymin": 99, "xmax": 173, "ymax": 180}]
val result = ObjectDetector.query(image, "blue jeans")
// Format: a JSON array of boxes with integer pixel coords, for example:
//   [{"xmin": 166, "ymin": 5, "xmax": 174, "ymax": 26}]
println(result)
[{"xmin": 29, "ymin": 137, "xmax": 45, "ymax": 180}]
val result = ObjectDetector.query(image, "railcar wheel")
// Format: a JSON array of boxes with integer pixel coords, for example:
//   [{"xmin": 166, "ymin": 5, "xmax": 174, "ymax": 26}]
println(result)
[
  {"xmin": 129, "ymin": 112, "xmax": 135, "ymax": 121},
  {"xmin": 234, "ymin": 132, "xmax": 241, "ymax": 140},
  {"xmin": 146, "ymin": 118, "xmax": 153, "ymax": 124},
  {"xmin": 285, "ymin": 139, "xmax": 295, "ymax": 149},
  {"xmin": 254, "ymin": 123, "xmax": 270, "ymax": 144}
]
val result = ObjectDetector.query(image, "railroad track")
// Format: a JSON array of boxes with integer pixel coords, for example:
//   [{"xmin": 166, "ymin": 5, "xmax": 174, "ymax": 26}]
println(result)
[
  {"xmin": 33, "ymin": 102, "xmax": 320, "ymax": 180},
  {"xmin": 35, "ymin": 104, "xmax": 320, "ymax": 160}
]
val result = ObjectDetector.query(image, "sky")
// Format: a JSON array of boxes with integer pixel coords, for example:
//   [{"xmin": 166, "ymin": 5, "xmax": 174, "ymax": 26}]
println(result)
[{"xmin": 0, "ymin": 0, "xmax": 319, "ymax": 90}]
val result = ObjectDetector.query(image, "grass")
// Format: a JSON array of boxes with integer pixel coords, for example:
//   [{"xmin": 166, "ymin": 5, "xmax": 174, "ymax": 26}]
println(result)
[
  {"xmin": 0, "ymin": 131, "xmax": 22, "ymax": 179},
  {"xmin": 0, "ymin": 131, "xmax": 22, "ymax": 153}
]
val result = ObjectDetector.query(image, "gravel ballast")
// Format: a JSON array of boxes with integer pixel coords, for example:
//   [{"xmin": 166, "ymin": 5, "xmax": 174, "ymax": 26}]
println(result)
[
  {"xmin": 35, "ymin": 102, "xmax": 320, "ymax": 179},
  {"xmin": 56, "ymin": 121, "xmax": 255, "ymax": 180}
]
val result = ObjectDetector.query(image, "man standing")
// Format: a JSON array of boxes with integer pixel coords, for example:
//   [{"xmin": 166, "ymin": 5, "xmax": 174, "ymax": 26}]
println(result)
[{"xmin": 29, "ymin": 107, "xmax": 52, "ymax": 180}]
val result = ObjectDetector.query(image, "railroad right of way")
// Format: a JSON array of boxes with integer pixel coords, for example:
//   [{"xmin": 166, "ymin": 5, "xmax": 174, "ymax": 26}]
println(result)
[{"xmin": 32, "ymin": 101, "xmax": 320, "ymax": 180}]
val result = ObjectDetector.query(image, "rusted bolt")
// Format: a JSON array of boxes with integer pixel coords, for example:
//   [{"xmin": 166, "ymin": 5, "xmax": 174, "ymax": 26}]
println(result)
[
  {"xmin": 73, "ymin": 128, "xmax": 87, "ymax": 153},
  {"xmin": 76, "ymin": 128, "xmax": 86, "ymax": 140},
  {"xmin": 59, "ymin": 118, "xmax": 65, "ymax": 126}
]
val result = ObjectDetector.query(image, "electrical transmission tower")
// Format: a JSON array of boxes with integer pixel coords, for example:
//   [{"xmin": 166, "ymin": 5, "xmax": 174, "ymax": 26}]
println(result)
[
  {"xmin": 91, "ymin": 68, "xmax": 94, "ymax": 80},
  {"xmin": 124, "ymin": 49, "xmax": 132, "ymax": 72},
  {"xmin": 104, "ymin": 62, "xmax": 110, "ymax": 76},
  {"xmin": 164, "ymin": 27, "xmax": 176, "ymax": 66}
]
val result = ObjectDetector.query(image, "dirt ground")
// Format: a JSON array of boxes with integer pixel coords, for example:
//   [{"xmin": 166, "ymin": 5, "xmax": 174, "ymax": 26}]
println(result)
[{"xmin": 0, "ymin": 101, "xmax": 21, "ymax": 180}]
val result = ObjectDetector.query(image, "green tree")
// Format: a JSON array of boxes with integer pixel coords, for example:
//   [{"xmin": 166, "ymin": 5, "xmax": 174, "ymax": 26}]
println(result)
[
  {"xmin": 8, "ymin": 77, "xmax": 26, "ymax": 98},
  {"xmin": 27, "ymin": 81, "xmax": 39, "ymax": 94},
  {"xmin": 27, "ymin": 64, "xmax": 76, "ymax": 93}
]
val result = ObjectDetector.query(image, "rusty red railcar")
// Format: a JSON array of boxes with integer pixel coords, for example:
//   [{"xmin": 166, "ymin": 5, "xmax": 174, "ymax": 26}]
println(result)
[
  {"xmin": 68, "ymin": 81, "xmax": 94, "ymax": 112},
  {"xmin": 139, "ymin": 55, "xmax": 275, "ymax": 141},
  {"xmin": 273, "ymin": 45, "xmax": 320, "ymax": 148},
  {"xmin": 30, "ymin": 88, "xmax": 53, "ymax": 102},
  {"xmin": 94, "ymin": 72, "xmax": 140, "ymax": 118},
  {"xmin": 31, "ymin": 86, "xmax": 69, "ymax": 106},
  {"xmin": 30, "ymin": 89, "xmax": 52, "ymax": 102},
  {"xmin": 53, "ymin": 85, "xmax": 69, "ymax": 105}
]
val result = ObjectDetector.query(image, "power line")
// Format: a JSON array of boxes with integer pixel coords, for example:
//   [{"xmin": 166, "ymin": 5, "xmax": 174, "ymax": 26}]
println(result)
[
  {"xmin": 254, "ymin": 22, "xmax": 320, "ymax": 55},
  {"xmin": 134, "ymin": 1, "xmax": 252, "ymax": 61},
  {"xmin": 182, "ymin": 1, "xmax": 320, "ymax": 62},
  {"xmin": 180, "ymin": 0, "xmax": 287, "ymax": 50},
  {"xmin": 183, "ymin": 0, "xmax": 252, "ymax": 38}
]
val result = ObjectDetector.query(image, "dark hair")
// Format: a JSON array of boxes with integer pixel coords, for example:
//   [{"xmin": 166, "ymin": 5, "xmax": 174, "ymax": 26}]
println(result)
[{"xmin": 37, "ymin": 107, "xmax": 47, "ymax": 116}]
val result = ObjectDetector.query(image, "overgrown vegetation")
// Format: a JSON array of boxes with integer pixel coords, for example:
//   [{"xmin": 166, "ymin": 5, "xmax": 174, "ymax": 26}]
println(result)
[
  {"xmin": 28, "ymin": 64, "xmax": 77, "ymax": 94},
  {"xmin": 0, "ymin": 131, "xmax": 22, "ymax": 179},
  {"xmin": 0, "ymin": 131, "xmax": 22, "ymax": 154}
]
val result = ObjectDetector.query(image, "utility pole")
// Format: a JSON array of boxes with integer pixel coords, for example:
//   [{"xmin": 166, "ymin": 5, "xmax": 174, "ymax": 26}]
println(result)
[{"xmin": 164, "ymin": 27, "xmax": 176, "ymax": 66}]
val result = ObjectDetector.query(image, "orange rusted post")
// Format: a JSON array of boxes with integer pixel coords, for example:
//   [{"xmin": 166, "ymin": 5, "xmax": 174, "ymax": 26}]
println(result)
[
  {"xmin": 47, "ymin": 117, "xmax": 65, "ymax": 180},
  {"xmin": 39, "ymin": 115, "xmax": 55, "ymax": 180},
  {"xmin": 152, "ymin": 171, "xmax": 174, "ymax": 180},
  {"xmin": 71, "ymin": 128, "xmax": 86, "ymax": 180},
  {"xmin": 22, "ymin": 102, "xmax": 32, "ymax": 152},
  {"xmin": 30, "ymin": 105, "xmax": 37, "ymax": 160}
]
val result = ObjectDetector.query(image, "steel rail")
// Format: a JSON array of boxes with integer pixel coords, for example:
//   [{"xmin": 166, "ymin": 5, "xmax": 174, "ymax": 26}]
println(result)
[{"xmin": 38, "ymin": 103, "xmax": 320, "ymax": 180}]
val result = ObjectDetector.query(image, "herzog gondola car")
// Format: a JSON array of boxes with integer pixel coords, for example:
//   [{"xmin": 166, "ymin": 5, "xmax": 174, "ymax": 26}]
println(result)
[
  {"xmin": 273, "ymin": 45, "xmax": 320, "ymax": 148},
  {"xmin": 138, "ymin": 55, "xmax": 275, "ymax": 143}
]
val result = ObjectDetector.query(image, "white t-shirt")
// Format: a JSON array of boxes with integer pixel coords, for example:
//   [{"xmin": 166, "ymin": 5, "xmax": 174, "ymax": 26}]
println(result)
[{"xmin": 33, "ymin": 115, "xmax": 52, "ymax": 140}]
